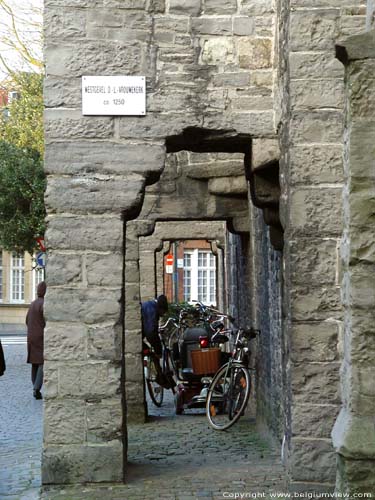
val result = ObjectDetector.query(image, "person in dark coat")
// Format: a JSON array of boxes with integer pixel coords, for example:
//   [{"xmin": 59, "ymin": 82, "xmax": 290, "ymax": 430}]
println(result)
[
  {"xmin": 26, "ymin": 281, "xmax": 46, "ymax": 399},
  {"xmin": 0, "ymin": 339, "xmax": 5, "ymax": 377},
  {"xmin": 141, "ymin": 295, "xmax": 174, "ymax": 389}
]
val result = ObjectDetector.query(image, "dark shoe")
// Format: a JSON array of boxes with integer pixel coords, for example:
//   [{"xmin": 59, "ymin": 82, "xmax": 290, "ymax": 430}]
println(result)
[{"xmin": 33, "ymin": 390, "xmax": 43, "ymax": 400}]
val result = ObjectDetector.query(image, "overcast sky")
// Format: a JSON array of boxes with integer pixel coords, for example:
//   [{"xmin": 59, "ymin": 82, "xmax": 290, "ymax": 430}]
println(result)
[{"xmin": 0, "ymin": 0, "xmax": 42, "ymax": 80}]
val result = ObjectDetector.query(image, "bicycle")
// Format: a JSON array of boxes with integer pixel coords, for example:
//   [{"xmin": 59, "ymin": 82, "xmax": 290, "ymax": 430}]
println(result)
[
  {"xmin": 143, "ymin": 317, "xmax": 177, "ymax": 407},
  {"xmin": 205, "ymin": 327, "xmax": 259, "ymax": 430}
]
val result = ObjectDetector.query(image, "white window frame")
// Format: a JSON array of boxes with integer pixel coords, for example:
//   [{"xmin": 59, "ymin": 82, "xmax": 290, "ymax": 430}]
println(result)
[
  {"xmin": 10, "ymin": 252, "xmax": 25, "ymax": 303},
  {"xmin": 183, "ymin": 249, "xmax": 216, "ymax": 306}
]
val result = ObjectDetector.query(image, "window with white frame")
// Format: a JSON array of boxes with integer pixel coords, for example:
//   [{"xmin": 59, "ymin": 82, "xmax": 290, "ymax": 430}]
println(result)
[
  {"xmin": 10, "ymin": 252, "xmax": 25, "ymax": 303},
  {"xmin": 33, "ymin": 262, "xmax": 45, "ymax": 300},
  {"xmin": 183, "ymin": 251, "xmax": 192, "ymax": 302},
  {"xmin": 183, "ymin": 249, "xmax": 216, "ymax": 306},
  {"xmin": 0, "ymin": 251, "xmax": 3, "ymax": 302}
]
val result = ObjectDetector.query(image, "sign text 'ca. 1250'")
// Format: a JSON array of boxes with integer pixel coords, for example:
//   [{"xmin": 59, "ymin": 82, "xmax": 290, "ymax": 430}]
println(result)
[{"xmin": 82, "ymin": 76, "xmax": 146, "ymax": 116}]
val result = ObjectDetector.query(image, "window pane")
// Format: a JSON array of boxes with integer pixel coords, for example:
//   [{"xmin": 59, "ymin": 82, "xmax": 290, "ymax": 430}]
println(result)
[
  {"xmin": 11, "ymin": 252, "xmax": 25, "ymax": 302},
  {"xmin": 183, "ymin": 269, "xmax": 191, "ymax": 302}
]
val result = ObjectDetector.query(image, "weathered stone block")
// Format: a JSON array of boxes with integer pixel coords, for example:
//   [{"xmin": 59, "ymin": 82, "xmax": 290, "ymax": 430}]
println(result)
[
  {"xmin": 233, "ymin": 17, "xmax": 255, "ymax": 35},
  {"xmin": 291, "ymin": 438, "xmax": 336, "ymax": 483},
  {"xmin": 45, "ymin": 141, "xmax": 166, "ymax": 177},
  {"xmin": 86, "ymin": 400, "xmax": 122, "ymax": 443},
  {"xmin": 252, "ymin": 138, "xmax": 279, "ymax": 170},
  {"xmin": 230, "ymin": 111, "xmax": 275, "ymax": 137},
  {"xmin": 125, "ymin": 353, "xmax": 143, "ymax": 383},
  {"xmin": 45, "ymin": 174, "xmax": 145, "ymax": 215},
  {"xmin": 292, "ymin": 362, "xmax": 340, "ymax": 405},
  {"xmin": 187, "ymin": 161, "xmax": 244, "ymax": 179},
  {"xmin": 169, "ymin": 0, "xmax": 201, "ymax": 15},
  {"xmin": 44, "ymin": 323, "xmax": 87, "ymax": 361},
  {"xmin": 208, "ymin": 176, "xmax": 247, "ymax": 196},
  {"xmin": 336, "ymin": 454, "xmax": 375, "ymax": 494},
  {"xmin": 290, "ymin": 9, "xmax": 339, "ymax": 52},
  {"xmin": 349, "ymin": 179, "xmax": 375, "ymax": 227},
  {"xmin": 290, "ymin": 111, "xmax": 343, "ymax": 144},
  {"xmin": 44, "ymin": 8, "xmax": 86, "ymax": 40},
  {"xmin": 45, "ymin": 288, "xmax": 122, "ymax": 324},
  {"xmin": 289, "ymin": 188, "xmax": 342, "ymax": 236},
  {"xmin": 42, "ymin": 441, "xmax": 123, "ymax": 484},
  {"xmin": 204, "ymin": 0, "xmax": 236, "ymax": 15},
  {"xmin": 45, "ymin": 40, "xmax": 145, "ymax": 77},
  {"xmin": 44, "ymin": 400, "xmax": 86, "ymax": 444},
  {"xmin": 289, "ymin": 145, "xmax": 343, "ymax": 185},
  {"xmin": 87, "ymin": 323, "xmax": 122, "ymax": 362},
  {"xmin": 290, "ymin": 51, "xmax": 344, "ymax": 80},
  {"xmin": 86, "ymin": 253, "xmax": 123, "ymax": 286},
  {"xmin": 347, "ymin": 265, "xmax": 375, "ymax": 311},
  {"xmin": 238, "ymin": 38, "xmax": 272, "ymax": 69},
  {"xmin": 290, "ymin": 285, "xmax": 342, "ymax": 321},
  {"xmin": 333, "ymin": 409, "xmax": 375, "ymax": 462},
  {"xmin": 200, "ymin": 38, "xmax": 235, "ymax": 65},
  {"xmin": 46, "ymin": 253, "xmax": 82, "ymax": 286},
  {"xmin": 348, "ymin": 314, "xmax": 375, "ymax": 364},
  {"xmin": 240, "ymin": 0, "xmax": 273, "ymax": 16},
  {"xmin": 125, "ymin": 329, "xmax": 143, "ymax": 355},
  {"xmin": 290, "ymin": 79, "xmax": 344, "ymax": 110},
  {"xmin": 46, "ymin": 216, "xmax": 123, "ymax": 252},
  {"xmin": 191, "ymin": 17, "xmax": 232, "ymax": 35},
  {"xmin": 349, "ymin": 120, "xmax": 375, "ymax": 178},
  {"xmin": 58, "ymin": 362, "xmax": 121, "ymax": 398},
  {"xmin": 43, "ymin": 363, "xmax": 58, "ymax": 400},
  {"xmin": 44, "ymin": 110, "xmax": 114, "ymax": 140},
  {"xmin": 291, "ymin": 321, "xmax": 339, "ymax": 363},
  {"xmin": 288, "ymin": 238, "xmax": 339, "ymax": 285},
  {"xmin": 292, "ymin": 404, "xmax": 339, "ymax": 439}
]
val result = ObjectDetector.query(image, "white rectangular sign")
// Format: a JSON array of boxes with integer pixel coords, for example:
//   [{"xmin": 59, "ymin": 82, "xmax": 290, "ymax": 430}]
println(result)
[
  {"xmin": 165, "ymin": 265, "xmax": 173, "ymax": 274},
  {"xmin": 82, "ymin": 76, "xmax": 146, "ymax": 116}
]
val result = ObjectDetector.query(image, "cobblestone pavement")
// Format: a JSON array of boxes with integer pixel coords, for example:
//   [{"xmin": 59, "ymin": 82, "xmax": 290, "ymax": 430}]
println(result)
[
  {"xmin": 0, "ymin": 342, "xmax": 286, "ymax": 500},
  {"xmin": 42, "ymin": 391, "xmax": 287, "ymax": 500},
  {"xmin": 0, "ymin": 335, "xmax": 43, "ymax": 500}
]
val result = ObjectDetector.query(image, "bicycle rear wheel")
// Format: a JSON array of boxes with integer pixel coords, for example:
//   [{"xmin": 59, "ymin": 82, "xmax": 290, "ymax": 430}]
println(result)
[
  {"xmin": 145, "ymin": 355, "xmax": 164, "ymax": 407},
  {"xmin": 206, "ymin": 363, "xmax": 251, "ymax": 431}
]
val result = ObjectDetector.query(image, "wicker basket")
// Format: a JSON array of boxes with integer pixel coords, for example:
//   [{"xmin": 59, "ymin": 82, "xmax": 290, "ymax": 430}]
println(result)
[{"xmin": 191, "ymin": 348, "xmax": 221, "ymax": 375}]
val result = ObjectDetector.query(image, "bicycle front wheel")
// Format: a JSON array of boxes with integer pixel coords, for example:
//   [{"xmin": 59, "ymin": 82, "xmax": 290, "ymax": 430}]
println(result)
[
  {"xmin": 206, "ymin": 363, "xmax": 251, "ymax": 431},
  {"xmin": 145, "ymin": 355, "xmax": 164, "ymax": 407}
]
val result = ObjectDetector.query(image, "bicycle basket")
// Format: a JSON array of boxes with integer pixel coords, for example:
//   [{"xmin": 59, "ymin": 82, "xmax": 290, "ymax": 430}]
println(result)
[{"xmin": 191, "ymin": 348, "xmax": 221, "ymax": 375}]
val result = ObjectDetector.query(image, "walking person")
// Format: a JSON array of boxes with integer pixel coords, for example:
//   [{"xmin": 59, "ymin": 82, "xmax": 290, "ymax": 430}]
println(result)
[
  {"xmin": 26, "ymin": 281, "xmax": 46, "ymax": 399},
  {"xmin": 0, "ymin": 338, "xmax": 5, "ymax": 377}
]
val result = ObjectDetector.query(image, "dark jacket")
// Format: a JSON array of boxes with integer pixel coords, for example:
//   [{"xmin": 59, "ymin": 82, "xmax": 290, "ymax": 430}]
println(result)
[
  {"xmin": 0, "ymin": 339, "xmax": 5, "ymax": 376},
  {"xmin": 141, "ymin": 299, "xmax": 162, "ymax": 356},
  {"xmin": 26, "ymin": 282, "xmax": 46, "ymax": 365}
]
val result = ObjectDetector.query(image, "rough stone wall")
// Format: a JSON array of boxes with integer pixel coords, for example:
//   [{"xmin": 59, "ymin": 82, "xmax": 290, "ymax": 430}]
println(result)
[
  {"xmin": 277, "ymin": 0, "xmax": 367, "ymax": 492},
  {"xmin": 332, "ymin": 30, "xmax": 375, "ymax": 494},
  {"xmin": 43, "ymin": 0, "xmax": 276, "ymax": 483},
  {"xmin": 249, "ymin": 205, "xmax": 283, "ymax": 441}
]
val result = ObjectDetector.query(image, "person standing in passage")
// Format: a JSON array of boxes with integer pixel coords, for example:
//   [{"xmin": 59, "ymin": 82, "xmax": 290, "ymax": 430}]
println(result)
[
  {"xmin": 26, "ymin": 281, "xmax": 46, "ymax": 399},
  {"xmin": 0, "ymin": 339, "xmax": 5, "ymax": 377}
]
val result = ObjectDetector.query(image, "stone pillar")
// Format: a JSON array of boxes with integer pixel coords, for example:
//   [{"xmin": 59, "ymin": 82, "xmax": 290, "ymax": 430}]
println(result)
[
  {"xmin": 125, "ymin": 220, "xmax": 155, "ymax": 424},
  {"xmin": 276, "ymin": 0, "xmax": 367, "ymax": 491},
  {"xmin": 42, "ymin": 216, "xmax": 125, "ymax": 484},
  {"xmin": 333, "ymin": 31, "xmax": 375, "ymax": 494}
]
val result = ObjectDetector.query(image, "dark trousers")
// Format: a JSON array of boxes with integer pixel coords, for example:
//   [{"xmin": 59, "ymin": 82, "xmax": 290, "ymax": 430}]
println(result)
[{"xmin": 31, "ymin": 364, "xmax": 43, "ymax": 391}]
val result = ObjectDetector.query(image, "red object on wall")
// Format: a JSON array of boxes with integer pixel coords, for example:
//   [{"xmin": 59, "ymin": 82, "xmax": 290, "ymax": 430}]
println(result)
[{"xmin": 165, "ymin": 254, "xmax": 174, "ymax": 265}]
